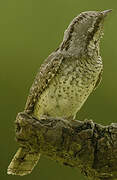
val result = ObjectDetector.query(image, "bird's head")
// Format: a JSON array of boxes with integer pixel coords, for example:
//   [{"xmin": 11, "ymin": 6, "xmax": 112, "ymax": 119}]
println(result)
[{"xmin": 60, "ymin": 10, "xmax": 112, "ymax": 57}]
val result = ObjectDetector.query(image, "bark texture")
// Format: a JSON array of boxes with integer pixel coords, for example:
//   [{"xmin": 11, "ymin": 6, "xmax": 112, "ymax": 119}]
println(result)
[{"xmin": 8, "ymin": 114, "xmax": 117, "ymax": 180}]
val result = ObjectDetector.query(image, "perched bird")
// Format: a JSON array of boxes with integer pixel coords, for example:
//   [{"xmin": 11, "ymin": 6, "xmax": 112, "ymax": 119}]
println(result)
[{"xmin": 7, "ymin": 10, "xmax": 111, "ymax": 176}]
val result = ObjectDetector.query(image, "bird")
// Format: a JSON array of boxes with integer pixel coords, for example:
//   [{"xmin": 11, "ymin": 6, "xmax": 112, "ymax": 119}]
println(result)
[{"xmin": 7, "ymin": 9, "xmax": 112, "ymax": 176}]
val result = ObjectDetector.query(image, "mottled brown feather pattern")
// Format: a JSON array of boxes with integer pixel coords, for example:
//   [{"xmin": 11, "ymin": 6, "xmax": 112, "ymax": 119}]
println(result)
[{"xmin": 25, "ymin": 52, "xmax": 63, "ymax": 113}]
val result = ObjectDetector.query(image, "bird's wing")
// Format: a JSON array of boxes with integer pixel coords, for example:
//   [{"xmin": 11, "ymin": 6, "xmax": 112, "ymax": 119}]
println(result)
[
  {"xmin": 25, "ymin": 51, "xmax": 63, "ymax": 113},
  {"xmin": 93, "ymin": 68, "xmax": 103, "ymax": 91}
]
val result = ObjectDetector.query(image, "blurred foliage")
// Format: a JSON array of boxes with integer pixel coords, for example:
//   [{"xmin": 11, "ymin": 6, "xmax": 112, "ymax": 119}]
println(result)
[{"xmin": 0, "ymin": 0, "xmax": 117, "ymax": 180}]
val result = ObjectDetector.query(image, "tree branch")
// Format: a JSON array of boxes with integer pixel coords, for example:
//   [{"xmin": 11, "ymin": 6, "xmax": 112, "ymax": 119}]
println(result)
[{"xmin": 8, "ymin": 113, "xmax": 117, "ymax": 180}]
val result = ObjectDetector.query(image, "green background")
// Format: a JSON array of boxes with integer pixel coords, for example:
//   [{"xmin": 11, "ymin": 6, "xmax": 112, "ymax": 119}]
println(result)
[{"xmin": 0, "ymin": 0, "xmax": 117, "ymax": 180}]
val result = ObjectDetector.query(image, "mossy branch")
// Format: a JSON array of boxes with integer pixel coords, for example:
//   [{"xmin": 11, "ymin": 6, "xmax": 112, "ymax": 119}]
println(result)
[{"xmin": 8, "ymin": 113, "xmax": 117, "ymax": 180}]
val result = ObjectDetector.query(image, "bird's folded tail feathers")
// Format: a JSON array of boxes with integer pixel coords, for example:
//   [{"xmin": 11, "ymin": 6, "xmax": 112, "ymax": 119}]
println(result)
[{"xmin": 7, "ymin": 147, "xmax": 40, "ymax": 176}]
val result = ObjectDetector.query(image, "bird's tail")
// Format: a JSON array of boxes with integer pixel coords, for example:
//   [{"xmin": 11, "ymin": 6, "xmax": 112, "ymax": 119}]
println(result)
[{"xmin": 7, "ymin": 147, "xmax": 40, "ymax": 176}]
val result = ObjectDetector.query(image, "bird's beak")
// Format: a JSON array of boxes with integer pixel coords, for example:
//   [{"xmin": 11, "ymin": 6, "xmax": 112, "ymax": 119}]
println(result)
[{"xmin": 101, "ymin": 9, "xmax": 112, "ymax": 17}]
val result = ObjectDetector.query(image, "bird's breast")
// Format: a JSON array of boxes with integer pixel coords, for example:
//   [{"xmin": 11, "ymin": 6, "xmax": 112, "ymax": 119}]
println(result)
[{"xmin": 34, "ymin": 57, "xmax": 102, "ymax": 120}]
